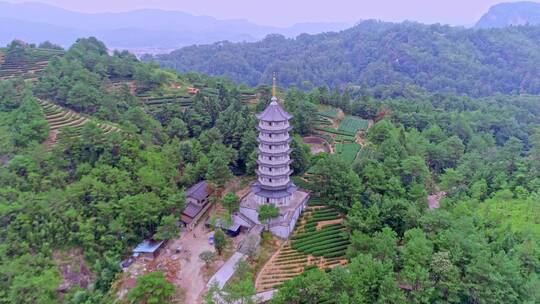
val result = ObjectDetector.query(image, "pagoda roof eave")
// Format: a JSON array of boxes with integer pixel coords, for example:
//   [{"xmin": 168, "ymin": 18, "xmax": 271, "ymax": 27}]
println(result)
[
  {"xmin": 256, "ymin": 100, "xmax": 293, "ymax": 122},
  {"xmin": 257, "ymin": 125, "xmax": 293, "ymax": 133},
  {"xmin": 256, "ymin": 159, "xmax": 293, "ymax": 167},
  {"xmin": 258, "ymin": 148, "xmax": 293, "ymax": 157},
  {"xmin": 256, "ymin": 137, "xmax": 292, "ymax": 145},
  {"xmin": 255, "ymin": 169, "xmax": 293, "ymax": 179}
]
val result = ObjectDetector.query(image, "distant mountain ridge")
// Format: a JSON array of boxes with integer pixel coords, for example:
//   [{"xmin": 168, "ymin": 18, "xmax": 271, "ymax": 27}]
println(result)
[
  {"xmin": 0, "ymin": 1, "xmax": 350, "ymax": 54},
  {"xmin": 476, "ymin": 1, "xmax": 540, "ymax": 28},
  {"xmin": 150, "ymin": 20, "xmax": 540, "ymax": 97}
]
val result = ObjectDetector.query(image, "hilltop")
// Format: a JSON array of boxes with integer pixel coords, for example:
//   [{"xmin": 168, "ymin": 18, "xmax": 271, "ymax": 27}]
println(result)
[
  {"xmin": 149, "ymin": 20, "xmax": 540, "ymax": 97},
  {"xmin": 0, "ymin": 41, "xmax": 64, "ymax": 80},
  {"xmin": 476, "ymin": 1, "xmax": 540, "ymax": 28}
]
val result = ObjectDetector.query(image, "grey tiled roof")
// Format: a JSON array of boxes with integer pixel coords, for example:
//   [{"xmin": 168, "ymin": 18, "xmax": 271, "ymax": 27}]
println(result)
[
  {"xmin": 186, "ymin": 181, "xmax": 209, "ymax": 200},
  {"xmin": 251, "ymin": 181, "xmax": 297, "ymax": 198},
  {"xmin": 183, "ymin": 202, "xmax": 203, "ymax": 218},
  {"xmin": 256, "ymin": 97, "xmax": 292, "ymax": 122}
]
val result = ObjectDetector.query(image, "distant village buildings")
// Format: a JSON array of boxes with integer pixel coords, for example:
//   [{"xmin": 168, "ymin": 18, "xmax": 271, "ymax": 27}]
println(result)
[{"xmin": 187, "ymin": 87, "xmax": 200, "ymax": 94}]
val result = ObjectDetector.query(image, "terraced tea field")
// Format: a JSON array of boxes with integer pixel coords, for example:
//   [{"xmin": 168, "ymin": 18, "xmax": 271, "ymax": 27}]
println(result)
[
  {"xmin": 38, "ymin": 100, "xmax": 120, "ymax": 148},
  {"xmin": 335, "ymin": 142, "xmax": 361, "ymax": 164},
  {"xmin": 142, "ymin": 95, "xmax": 194, "ymax": 108},
  {"xmin": 141, "ymin": 88, "xmax": 259, "ymax": 114},
  {"xmin": 314, "ymin": 127, "xmax": 355, "ymax": 137},
  {"xmin": 312, "ymin": 107, "xmax": 369, "ymax": 165},
  {"xmin": 318, "ymin": 107, "xmax": 340, "ymax": 119},
  {"xmin": 0, "ymin": 48, "xmax": 63, "ymax": 80},
  {"xmin": 255, "ymin": 203, "xmax": 349, "ymax": 292},
  {"xmin": 338, "ymin": 116, "xmax": 369, "ymax": 134}
]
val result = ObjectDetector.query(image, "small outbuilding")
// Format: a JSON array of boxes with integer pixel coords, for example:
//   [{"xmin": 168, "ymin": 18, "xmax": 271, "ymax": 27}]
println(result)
[
  {"xmin": 181, "ymin": 181, "xmax": 212, "ymax": 229},
  {"xmin": 132, "ymin": 239, "xmax": 166, "ymax": 259},
  {"xmin": 205, "ymin": 218, "xmax": 243, "ymax": 237},
  {"xmin": 225, "ymin": 223, "xmax": 242, "ymax": 237}
]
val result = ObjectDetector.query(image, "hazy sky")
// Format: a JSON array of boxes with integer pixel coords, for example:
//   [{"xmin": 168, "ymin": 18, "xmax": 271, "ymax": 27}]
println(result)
[{"xmin": 5, "ymin": 0, "xmax": 537, "ymax": 27}]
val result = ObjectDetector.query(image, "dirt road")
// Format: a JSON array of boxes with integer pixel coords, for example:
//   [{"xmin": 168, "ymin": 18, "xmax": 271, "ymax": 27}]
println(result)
[{"xmin": 177, "ymin": 223, "xmax": 216, "ymax": 304}]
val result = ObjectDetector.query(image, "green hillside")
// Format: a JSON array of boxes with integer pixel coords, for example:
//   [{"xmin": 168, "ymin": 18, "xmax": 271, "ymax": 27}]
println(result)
[
  {"xmin": 0, "ymin": 41, "xmax": 64, "ymax": 80},
  {"xmin": 152, "ymin": 21, "xmax": 540, "ymax": 97},
  {"xmin": 0, "ymin": 34, "xmax": 539, "ymax": 304}
]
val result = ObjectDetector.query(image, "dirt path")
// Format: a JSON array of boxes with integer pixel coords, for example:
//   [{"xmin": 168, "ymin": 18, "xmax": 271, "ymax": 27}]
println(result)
[
  {"xmin": 331, "ymin": 109, "xmax": 345, "ymax": 129},
  {"xmin": 176, "ymin": 223, "xmax": 216, "ymax": 304},
  {"xmin": 353, "ymin": 119, "xmax": 374, "ymax": 161},
  {"xmin": 43, "ymin": 129, "xmax": 59, "ymax": 149},
  {"xmin": 223, "ymin": 176, "xmax": 241, "ymax": 195},
  {"xmin": 116, "ymin": 221, "xmax": 216, "ymax": 303},
  {"xmin": 355, "ymin": 119, "xmax": 373, "ymax": 148}
]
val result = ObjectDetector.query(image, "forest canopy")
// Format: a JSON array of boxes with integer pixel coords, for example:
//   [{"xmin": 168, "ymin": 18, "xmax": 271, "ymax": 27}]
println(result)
[{"xmin": 151, "ymin": 21, "xmax": 540, "ymax": 97}]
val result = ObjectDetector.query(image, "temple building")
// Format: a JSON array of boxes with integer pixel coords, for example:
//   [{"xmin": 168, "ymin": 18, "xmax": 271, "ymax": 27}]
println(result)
[{"xmin": 234, "ymin": 76, "xmax": 309, "ymax": 238}]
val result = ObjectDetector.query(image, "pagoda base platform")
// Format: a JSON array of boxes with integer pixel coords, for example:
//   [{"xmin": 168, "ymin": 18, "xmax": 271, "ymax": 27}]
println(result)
[{"xmin": 233, "ymin": 189, "xmax": 310, "ymax": 239}]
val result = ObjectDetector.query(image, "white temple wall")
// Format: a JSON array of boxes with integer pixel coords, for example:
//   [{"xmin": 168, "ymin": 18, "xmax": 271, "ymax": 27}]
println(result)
[
  {"xmin": 270, "ymin": 225, "xmax": 290, "ymax": 239},
  {"xmin": 254, "ymin": 194, "xmax": 290, "ymax": 206},
  {"xmin": 288, "ymin": 200, "xmax": 306, "ymax": 233}
]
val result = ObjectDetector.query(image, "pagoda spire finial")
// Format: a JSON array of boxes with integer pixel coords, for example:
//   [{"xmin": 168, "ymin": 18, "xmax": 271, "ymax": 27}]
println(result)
[{"xmin": 272, "ymin": 72, "xmax": 277, "ymax": 98}]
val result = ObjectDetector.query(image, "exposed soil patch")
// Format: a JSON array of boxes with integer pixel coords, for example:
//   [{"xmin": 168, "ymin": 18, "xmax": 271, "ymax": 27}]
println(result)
[
  {"xmin": 52, "ymin": 249, "xmax": 94, "ymax": 293},
  {"xmin": 43, "ymin": 129, "xmax": 59, "ymax": 149},
  {"xmin": 303, "ymin": 136, "xmax": 331, "ymax": 155},
  {"xmin": 106, "ymin": 80, "xmax": 137, "ymax": 95},
  {"xmin": 116, "ymin": 191, "xmax": 249, "ymax": 303},
  {"xmin": 428, "ymin": 191, "xmax": 446, "ymax": 209},
  {"xmin": 303, "ymin": 136, "xmax": 325, "ymax": 145},
  {"xmin": 332, "ymin": 109, "xmax": 345, "ymax": 129},
  {"xmin": 316, "ymin": 218, "xmax": 344, "ymax": 230},
  {"xmin": 0, "ymin": 154, "xmax": 11, "ymax": 166}
]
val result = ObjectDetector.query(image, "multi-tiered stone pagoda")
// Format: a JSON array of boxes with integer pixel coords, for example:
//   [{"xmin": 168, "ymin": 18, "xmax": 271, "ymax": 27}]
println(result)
[
  {"xmin": 251, "ymin": 94, "xmax": 296, "ymax": 206},
  {"xmin": 234, "ymin": 76, "xmax": 309, "ymax": 238}
]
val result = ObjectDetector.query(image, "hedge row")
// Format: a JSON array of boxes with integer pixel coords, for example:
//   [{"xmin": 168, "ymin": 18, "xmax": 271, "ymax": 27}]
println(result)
[
  {"xmin": 310, "ymin": 210, "xmax": 339, "ymax": 217},
  {"xmin": 323, "ymin": 250, "xmax": 347, "ymax": 258},
  {"xmin": 296, "ymin": 240, "xmax": 350, "ymax": 256},
  {"xmin": 335, "ymin": 134, "xmax": 356, "ymax": 142},
  {"xmin": 291, "ymin": 224, "xmax": 343, "ymax": 240},
  {"xmin": 306, "ymin": 214, "xmax": 341, "ymax": 223},
  {"xmin": 313, "ymin": 246, "xmax": 348, "ymax": 258},
  {"xmin": 338, "ymin": 116, "xmax": 369, "ymax": 133},
  {"xmin": 318, "ymin": 108, "xmax": 339, "ymax": 118},
  {"xmin": 293, "ymin": 236, "xmax": 348, "ymax": 251},
  {"xmin": 311, "ymin": 210, "xmax": 339, "ymax": 217},
  {"xmin": 293, "ymin": 233, "xmax": 348, "ymax": 247},
  {"xmin": 311, "ymin": 210, "xmax": 340, "ymax": 218},
  {"xmin": 292, "ymin": 229, "xmax": 346, "ymax": 245},
  {"xmin": 314, "ymin": 127, "xmax": 355, "ymax": 137}
]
